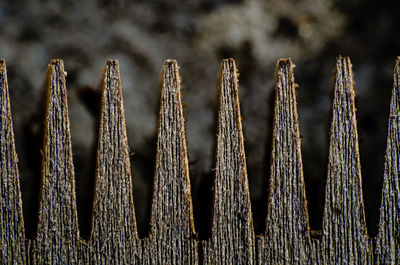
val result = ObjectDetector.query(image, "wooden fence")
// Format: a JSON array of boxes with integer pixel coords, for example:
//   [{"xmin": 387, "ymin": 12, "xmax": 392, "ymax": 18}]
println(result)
[{"xmin": 0, "ymin": 56, "xmax": 399, "ymax": 264}]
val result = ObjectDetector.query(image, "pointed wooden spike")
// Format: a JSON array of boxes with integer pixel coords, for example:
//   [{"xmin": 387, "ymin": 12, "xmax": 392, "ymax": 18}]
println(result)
[
  {"xmin": 375, "ymin": 57, "xmax": 400, "ymax": 264},
  {"xmin": 321, "ymin": 57, "xmax": 372, "ymax": 263},
  {"xmin": 35, "ymin": 60, "xmax": 81, "ymax": 264},
  {"xmin": 258, "ymin": 59, "xmax": 312, "ymax": 264},
  {"xmin": 0, "ymin": 59, "xmax": 27, "ymax": 264},
  {"xmin": 203, "ymin": 59, "xmax": 255, "ymax": 264},
  {"xmin": 90, "ymin": 60, "xmax": 141, "ymax": 263},
  {"xmin": 143, "ymin": 60, "xmax": 198, "ymax": 264}
]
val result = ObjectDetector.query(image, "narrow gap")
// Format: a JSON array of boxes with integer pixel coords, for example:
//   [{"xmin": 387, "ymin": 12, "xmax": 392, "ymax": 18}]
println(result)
[
  {"xmin": 131, "ymin": 135, "xmax": 157, "ymax": 239},
  {"xmin": 73, "ymin": 83, "xmax": 101, "ymax": 240},
  {"xmin": 11, "ymin": 70, "xmax": 48, "ymax": 240},
  {"xmin": 295, "ymin": 58, "xmax": 332, "ymax": 233}
]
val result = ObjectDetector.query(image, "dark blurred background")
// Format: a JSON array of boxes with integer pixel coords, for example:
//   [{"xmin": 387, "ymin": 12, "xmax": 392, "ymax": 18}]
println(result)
[{"xmin": 0, "ymin": 0, "xmax": 399, "ymax": 240}]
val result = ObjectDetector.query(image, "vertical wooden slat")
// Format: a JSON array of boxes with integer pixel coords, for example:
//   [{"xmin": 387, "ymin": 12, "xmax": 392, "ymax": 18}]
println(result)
[
  {"xmin": 257, "ymin": 59, "xmax": 312, "ymax": 264},
  {"xmin": 0, "ymin": 59, "xmax": 27, "ymax": 264},
  {"xmin": 143, "ymin": 60, "xmax": 198, "ymax": 264},
  {"xmin": 34, "ymin": 60, "xmax": 81, "ymax": 264},
  {"xmin": 321, "ymin": 57, "xmax": 372, "ymax": 264},
  {"xmin": 89, "ymin": 60, "xmax": 141, "ymax": 264},
  {"xmin": 202, "ymin": 59, "xmax": 255, "ymax": 264},
  {"xmin": 375, "ymin": 57, "xmax": 400, "ymax": 264}
]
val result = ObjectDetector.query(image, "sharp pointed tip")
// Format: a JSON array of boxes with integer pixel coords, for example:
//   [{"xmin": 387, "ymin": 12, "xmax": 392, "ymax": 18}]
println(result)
[
  {"xmin": 102, "ymin": 60, "xmax": 121, "ymax": 96},
  {"xmin": 220, "ymin": 58, "xmax": 237, "ymax": 77},
  {"xmin": 47, "ymin": 60, "xmax": 66, "ymax": 78},
  {"xmin": 335, "ymin": 56, "xmax": 353, "ymax": 76},
  {"xmin": 162, "ymin": 60, "xmax": 179, "ymax": 80},
  {"xmin": 164, "ymin": 59, "xmax": 178, "ymax": 68},
  {"xmin": 222, "ymin": 58, "xmax": 235, "ymax": 63},
  {"xmin": 277, "ymin": 58, "xmax": 292, "ymax": 65},
  {"xmin": 336, "ymin": 56, "xmax": 352, "ymax": 67},
  {"xmin": 334, "ymin": 56, "xmax": 354, "ymax": 95},
  {"xmin": 105, "ymin": 60, "xmax": 120, "ymax": 75},
  {"xmin": 106, "ymin": 59, "xmax": 119, "ymax": 67},
  {"xmin": 222, "ymin": 58, "xmax": 236, "ymax": 67},
  {"xmin": 49, "ymin": 59, "xmax": 64, "ymax": 66},
  {"xmin": 277, "ymin": 58, "xmax": 294, "ymax": 71}
]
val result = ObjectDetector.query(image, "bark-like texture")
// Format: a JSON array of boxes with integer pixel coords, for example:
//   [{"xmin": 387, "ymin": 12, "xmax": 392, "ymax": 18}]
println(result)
[
  {"xmin": 375, "ymin": 57, "xmax": 400, "ymax": 264},
  {"xmin": 258, "ymin": 59, "xmax": 312, "ymax": 264},
  {"xmin": 89, "ymin": 60, "xmax": 141, "ymax": 264},
  {"xmin": 321, "ymin": 57, "xmax": 372, "ymax": 264},
  {"xmin": 0, "ymin": 59, "xmax": 27, "ymax": 264},
  {"xmin": 142, "ymin": 60, "xmax": 198, "ymax": 264},
  {"xmin": 202, "ymin": 59, "xmax": 255, "ymax": 264},
  {"xmin": 34, "ymin": 60, "xmax": 82, "ymax": 264}
]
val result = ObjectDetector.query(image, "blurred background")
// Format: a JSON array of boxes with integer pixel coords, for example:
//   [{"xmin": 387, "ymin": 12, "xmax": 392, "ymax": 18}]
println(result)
[{"xmin": 0, "ymin": 0, "xmax": 399, "ymax": 240}]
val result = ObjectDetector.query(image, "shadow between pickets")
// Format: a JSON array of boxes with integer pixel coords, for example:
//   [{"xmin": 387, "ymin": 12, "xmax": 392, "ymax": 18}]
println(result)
[{"xmin": 0, "ymin": 57, "xmax": 399, "ymax": 264}]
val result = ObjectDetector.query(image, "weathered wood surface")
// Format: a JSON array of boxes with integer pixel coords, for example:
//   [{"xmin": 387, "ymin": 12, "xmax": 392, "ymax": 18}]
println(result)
[
  {"xmin": 321, "ymin": 57, "xmax": 372, "ymax": 264},
  {"xmin": 0, "ymin": 59, "xmax": 27, "ymax": 264},
  {"xmin": 258, "ymin": 59, "xmax": 312, "ymax": 264},
  {"xmin": 34, "ymin": 60, "xmax": 82, "ymax": 264},
  {"xmin": 142, "ymin": 60, "xmax": 198, "ymax": 264},
  {"xmin": 375, "ymin": 57, "xmax": 400, "ymax": 264},
  {"xmin": 202, "ymin": 59, "xmax": 256, "ymax": 264},
  {"xmin": 0, "ymin": 57, "xmax": 400, "ymax": 264},
  {"xmin": 89, "ymin": 60, "xmax": 141, "ymax": 264}
]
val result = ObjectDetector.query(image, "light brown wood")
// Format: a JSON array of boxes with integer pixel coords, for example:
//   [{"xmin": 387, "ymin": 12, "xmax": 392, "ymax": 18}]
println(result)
[
  {"xmin": 257, "ymin": 59, "xmax": 312, "ymax": 264},
  {"xmin": 202, "ymin": 59, "xmax": 256, "ymax": 264},
  {"xmin": 89, "ymin": 60, "xmax": 141, "ymax": 264},
  {"xmin": 142, "ymin": 60, "xmax": 198, "ymax": 264},
  {"xmin": 0, "ymin": 59, "xmax": 27, "ymax": 264},
  {"xmin": 321, "ymin": 57, "xmax": 372, "ymax": 264},
  {"xmin": 34, "ymin": 60, "xmax": 82, "ymax": 264},
  {"xmin": 375, "ymin": 57, "xmax": 400, "ymax": 264}
]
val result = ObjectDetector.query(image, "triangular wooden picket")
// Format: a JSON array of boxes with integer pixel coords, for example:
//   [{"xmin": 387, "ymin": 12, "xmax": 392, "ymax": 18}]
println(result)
[
  {"xmin": 89, "ymin": 60, "xmax": 141, "ymax": 264},
  {"xmin": 0, "ymin": 57, "xmax": 399, "ymax": 264},
  {"xmin": 375, "ymin": 57, "xmax": 400, "ymax": 264},
  {"xmin": 0, "ymin": 59, "xmax": 27, "ymax": 264},
  {"xmin": 202, "ymin": 59, "xmax": 256, "ymax": 264},
  {"xmin": 258, "ymin": 59, "xmax": 312, "ymax": 264},
  {"xmin": 321, "ymin": 57, "xmax": 372, "ymax": 264}
]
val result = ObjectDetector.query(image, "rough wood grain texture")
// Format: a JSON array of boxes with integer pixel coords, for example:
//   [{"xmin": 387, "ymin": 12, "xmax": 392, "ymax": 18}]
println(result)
[
  {"xmin": 0, "ymin": 59, "xmax": 27, "ymax": 264},
  {"xmin": 321, "ymin": 57, "xmax": 372, "ymax": 264},
  {"xmin": 202, "ymin": 59, "xmax": 255, "ymax": 264},
  {"xmin": 375, "ymin": 57, "xmax": 400, "ymax": 264},
  {"xmin": 2, "ymin": 57, "xmax": 400, "ymax": 264},
  {"xmin": 34, "ymin": 60, "xmax": 82, "ymax": 264},
  {"xmin": 257, "ymin": 59, "xmax": 312, "ymax": 264},
  {"xmin": 89, "ymin": 60, "xmax": 141, "ymax": 264},
  {"xmin": 142, "ymin": 60, "xmax": 198, "ymax": 264}
]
